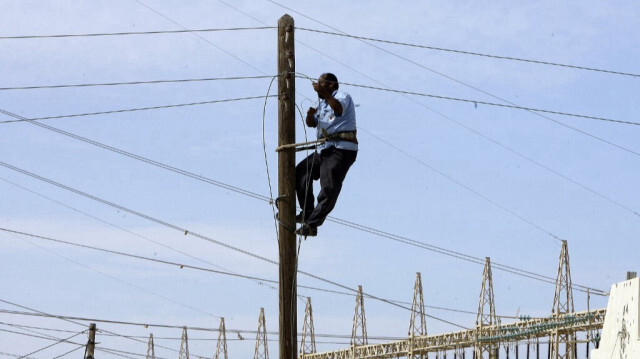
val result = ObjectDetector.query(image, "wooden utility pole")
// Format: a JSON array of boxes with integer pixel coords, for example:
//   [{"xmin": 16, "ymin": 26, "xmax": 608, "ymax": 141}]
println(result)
[
  {"xmin": 277, "ymin": 14, "xmax": 297, "ymax": 359},
  {"xmin": 85, "ymin": 323, "xmax": 96, "ymax": 359}
]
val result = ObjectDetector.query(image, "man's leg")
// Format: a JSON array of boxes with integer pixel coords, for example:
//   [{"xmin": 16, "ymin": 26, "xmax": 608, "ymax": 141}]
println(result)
[
  {"xmin": 295, "ymin": 151, "xmax": 321, "ymax": 220},
  {"xmin": 305, "ymin": 147, "xmax": 357, "ymax": 228}
]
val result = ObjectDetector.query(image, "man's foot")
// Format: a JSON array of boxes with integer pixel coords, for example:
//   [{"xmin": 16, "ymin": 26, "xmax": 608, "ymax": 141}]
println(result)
[
  {"xmin": 276, "ymin": 212, "xmax": 311, "ymax": 223},
  {"xmin": 296, "ymin": 212, "xmax": 311, "ymax": 223},
  {"xmin": 295, "ymin": 224, "xmax": 317, "ymax": 237}
]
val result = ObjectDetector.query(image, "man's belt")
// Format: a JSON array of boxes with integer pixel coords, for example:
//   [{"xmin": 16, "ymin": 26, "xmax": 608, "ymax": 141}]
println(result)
[{"xmin": 320, "ymin": 129, "xmax": 358, "ymax": 144}]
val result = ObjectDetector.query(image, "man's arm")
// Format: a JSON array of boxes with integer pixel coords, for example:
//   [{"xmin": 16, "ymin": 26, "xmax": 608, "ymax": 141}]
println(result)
[{"xmin": 324, "ymin": 96, "xmax": 343, "ymax": 116}]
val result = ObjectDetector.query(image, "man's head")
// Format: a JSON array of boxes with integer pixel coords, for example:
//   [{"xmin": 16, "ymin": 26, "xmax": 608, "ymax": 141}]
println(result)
[
  {"xmin": 320, "ymin": 73, "xmax": 339, "ymax": 89},
  {"xmin": 316, "ymin": 73, "xmax": 339, "ymax": 99}
]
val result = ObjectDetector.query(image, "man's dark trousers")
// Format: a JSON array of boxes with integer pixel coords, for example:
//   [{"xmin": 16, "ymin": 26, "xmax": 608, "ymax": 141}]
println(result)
[{"xmin": 296, "ymin": 146, "xmax": 357, "ymax": 228}]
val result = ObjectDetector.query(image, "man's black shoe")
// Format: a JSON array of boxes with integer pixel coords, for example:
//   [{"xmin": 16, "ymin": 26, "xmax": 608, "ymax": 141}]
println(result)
[
  {"xmin": 276, "ymin": 212, "xmax": 310, "ymax": 223},
  {"xmin": 296, "ymin": 212, "xmax": 311, "ymax": 223},
  {"xmin": 295, "ymin": 224, "xmax": 317, "ymax": 237}
]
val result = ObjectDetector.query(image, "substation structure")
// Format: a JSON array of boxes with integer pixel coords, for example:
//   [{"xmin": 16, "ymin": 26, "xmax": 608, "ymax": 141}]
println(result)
[{"xmin": 299, "ymin": 241, "xmax": 611, "ymax": 359}]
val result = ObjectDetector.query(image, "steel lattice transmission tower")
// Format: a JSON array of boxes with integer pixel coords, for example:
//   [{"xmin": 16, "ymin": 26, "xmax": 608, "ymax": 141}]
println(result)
[
  {"xmin": 351, "ymin": 285, "xmax": 368, "ymax": 347},
  {"xmin": 179, "ymin": 327, "xmax": 189, "ymax": 359},
  {"xmin": 214, "ymin": 318, "xmax": 228, "ymax": 359},
  {"xmin": 475, "ymin": 257, "xmax": 499, "ymax": 359},
  {"xmin": 254, "ymin": 308, "xmax": 269, "ymax": 359},
  {"xmin": 408, "ymin": 272, "xmax": 427, "ymax": 359},
  {"xmin": 146, "ymin": 333, "xmax": 155, "ymax": 359},
  {"xmin": 300, "ymin": 297, "xmax": 317, "ymax": 357},
  {"xmin": 550, "ymin": 240, "xmax": 575, "ymax": 359}
]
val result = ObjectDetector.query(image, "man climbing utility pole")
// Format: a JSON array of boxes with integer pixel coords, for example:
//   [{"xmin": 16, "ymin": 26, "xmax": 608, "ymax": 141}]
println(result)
[
  {"xmin": 295, "ymin": 73, "xmax": 358, "ymax": 237},
  {"xmin": 277, "ymin": 14, "xmax": 297, "ymax": 359}
]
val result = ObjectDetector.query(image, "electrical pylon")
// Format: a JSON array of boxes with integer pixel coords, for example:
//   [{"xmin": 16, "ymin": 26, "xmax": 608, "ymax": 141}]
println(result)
[
  {"xmin": 409, "ymin": 272, "xmax": 428, "ymax": 337},
  {"xmin": 351, "ymin": 285, "xmax": 368, "ymax": 347},
  {"xmin": 254, "ymin": 308, "xmax": 269, "ymax": 359},
  {"xmin": 179, "ymin": 326, "xmax": 189, "ymax": 359},
  {"xmin": 550, "ymin": 240, "xmax": 575, "ymax": 359},
  {"xmin": 408, "ymin": 272, "xmax": 427, "ymax": 359},
  {"xmin": 214, "ymin": 318, "xmax": 228, "ymax": 359},
  {"xmin": 300, "ymin": 297, "xmax": 317, "ymax": 357},
  {"xmin": 146, "ymin": 333, "xmax": 155, "ymax": 359},
  {"xmin": 475, "ymin": 257, "xmax": 499, "ymax": 359}
]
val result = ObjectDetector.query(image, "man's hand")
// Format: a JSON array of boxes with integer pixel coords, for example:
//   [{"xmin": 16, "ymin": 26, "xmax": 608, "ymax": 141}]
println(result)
[
  {"xmin": 312, "ymin": 81, "xmax": 332, "ymax": 99},
  {"xmin": 312, "ymin": 81, "xmax": 342, "ymax": 116},
  {"xmin": 306, "ymin": 107, "xmax": 317, "ymax": 127}
]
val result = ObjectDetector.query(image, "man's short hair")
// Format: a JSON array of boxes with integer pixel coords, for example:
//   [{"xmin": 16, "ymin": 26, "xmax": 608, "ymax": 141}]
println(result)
[{"xmin": 322, "ymin": 73, "xmax": 339, "ymax": 89}]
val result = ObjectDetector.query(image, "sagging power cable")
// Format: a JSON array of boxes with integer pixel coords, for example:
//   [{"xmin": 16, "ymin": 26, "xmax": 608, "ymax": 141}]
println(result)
[
  {"xmin": 0, "ymin": 95, "xmax": 275, "ymax": 124},
  {"xmin": 0, "ymin": 27, "xmax": 275, "ymax": 40},
  {"xmin": 0, "ymin": 75, "xmax": 274, "ymax": 91},
  {"xmin": 296, "ymin": 27, "xmax": 640, "ymax": 79}
]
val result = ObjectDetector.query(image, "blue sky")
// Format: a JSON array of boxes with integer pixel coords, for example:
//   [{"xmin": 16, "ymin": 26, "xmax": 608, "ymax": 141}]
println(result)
[{"xmin": 1, "ymin": 1, "xmax": 639, "ymax": 358}]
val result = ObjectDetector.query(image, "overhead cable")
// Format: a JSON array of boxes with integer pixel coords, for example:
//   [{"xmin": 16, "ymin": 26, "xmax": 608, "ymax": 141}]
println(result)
[
  {"xmin": 0, "ymin": 95, "xmax": 276, "ymax": 124},
  {"xmin": 325, "ymin": 216, "xmax": 606, "ymax": 295},
  {"xmin": 0, "ymin": 176, "xmax": 255, "ymax": 279},
  {"xmin": 0, "ymin": 26, "xmax": 275, "ymax": 40},
  {"xmin": 0, "ymin": 75, "xmax": 274, "ymax": 91},
  {"xmin": 0, "ymin": 108, "xmax": 271, "ymax": 202},
  {"xmin": 0, "ymin": 322, "xmax": 77, "ymax": 335},
  {"xmin": 338, "ymin": 80, "xmax": 637, "ymax": 126},
  {"xmin": 7, "ymin": 230, "xmax": 222, "ymax": 319},
  {"xmin": 52, "ymin": 345, "xmax": 88, "ymax": 359},
  {"xmin": 0, "ymin": 309, "xmax": 401, "ymax": 341},
  {"xmin": 0, "ymin": 298, "xmax": 179, "ymax": 355},
  {"xmin": 296, "ymin": 27, "xmax": 640, "ymax": 78},
  {"xmin": 14, "ymin": 330, "xmax": 85, "ymax": 359}
]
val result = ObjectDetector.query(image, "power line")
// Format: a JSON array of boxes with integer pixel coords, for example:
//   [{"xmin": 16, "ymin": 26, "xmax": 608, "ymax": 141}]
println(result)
[
  {"xmin": 296, "ymin": 27, "xmax": 640, "ymax": 79},
  {"xmin": 0, "ymin": 176, "xmax": 259, "ymax": 282},
  {"xmin": 0, "ymin": 109, "xmax": 271, "ymax": 202},
  {"xmin": 0, "ymin": 75, "xmax": 274, "ymax": 91},
  {"xmin": 336, "ymin": 80, "xmax": 637, "ymax": 126},
  {"xmin": 0, "ymin": 325, "xmax": 144, "ymax": 359},
  {"xmin": 15, "ymin": 330, "xmax": 85, "ymax": 359},
  {"xmin": 325, "ymin": 215, "xmax": 606, "ymax": 295},
  {"xmin": 52, "ymin": 345, "xmax": 86, "ymax": 359},
  {"xmin": 0, "ymin": 299, "xmax": 181, "ymax": 356},
  {"xmin": 0, "ymin": 227, "xmax": 275, "ymax": 288},
  {"xmin": 0, "ymin": 327, "xmax": 75, "ymax": 345},
  {"xmin": 0, "ymin": 322, "xmax": 77, "ymax": 335},
  {"xmin": 6, "ymin": 231, "xmax": 223, "ymax": 319},
  {"xmin": 0, "ymin": 95, "xmax": 276, "ymax": 124},
  {"xmin": 0, "ymin": 27, "xmax": 275, "ymax": 40},
  {"xmin": 0, "ymin": 309, "xmax": 407, "ymax": 341},
  {"xmin": 94, "ymin": 346, "xmax": 147, "ymax": 359}
]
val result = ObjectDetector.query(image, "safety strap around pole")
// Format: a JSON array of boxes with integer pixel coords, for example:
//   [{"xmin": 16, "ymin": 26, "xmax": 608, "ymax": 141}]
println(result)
[{"xmin": 275, "ymin": 138, "xmax": 326, "ymax": 152}]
